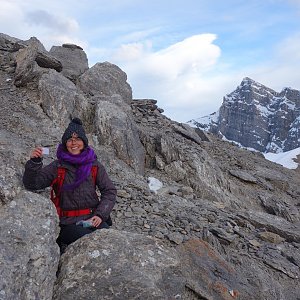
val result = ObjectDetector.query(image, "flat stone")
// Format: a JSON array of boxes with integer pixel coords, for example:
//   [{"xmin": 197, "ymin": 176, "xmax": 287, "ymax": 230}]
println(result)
[
  {"xmin": 259, "ymin": 231, "xmax": 285, "ymax": 244},
  {"xmin": 259, "ymin": 247, "xmax": 300, "ymax": 279},
  {"xmin": 239, "ymin": 211, "xmax": 300, "ymax": 243},
  {"xmin": 249, "ymin": 239, "xmax": 261, "ymax": 247},
  {"xmin": 117, "ymin": 189, "xmax": 131, "ymax": 198},
  {"xmin": 62, "ymin": 43, "xmax": 83, "ymax": 50},
  {"xmin": 229, "ymin": 170, "xmax": 258, "ymax": 183},
  {"xmin": 167, "ymin": 232, "xmax": 184, "ymax": 244},
  {"xmin": 124, "ymin": 211, "xmax": 133, "ymax": 218}
]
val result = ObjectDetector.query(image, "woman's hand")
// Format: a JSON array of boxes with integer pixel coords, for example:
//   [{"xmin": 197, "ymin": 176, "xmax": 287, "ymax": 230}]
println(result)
[
  {"xmin": 88, "ymin": 216, "xmax": 102, "ymax": 227},
  {"xmin": 30, "ymin": 147, "xmax": 43, "ymax": 158}
]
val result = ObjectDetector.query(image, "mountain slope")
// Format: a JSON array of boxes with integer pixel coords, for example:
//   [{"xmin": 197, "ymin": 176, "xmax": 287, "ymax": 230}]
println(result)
[
  {"xmin": 189, "ymin": 77, "xmax": 300, "ymax": 153},
  {"xmin": 1, "ymin": 33, "xmax": 300, "ymax": 299}
]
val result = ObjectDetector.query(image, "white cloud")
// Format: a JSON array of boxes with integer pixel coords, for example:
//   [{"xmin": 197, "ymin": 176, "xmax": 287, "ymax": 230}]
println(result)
[
  {"xmin": 112, "ymin": 41, "xmax": 152, "ymax": 61},
  {"xmin": 106, "ymin": 34, "xmax": 227, "ymax": 121},
  {"xmin": 24, "ymin": 10, "xmax": 79, "ymax": 33},
  {"xmin": 0, "ymin": 1, "xmax": 24, "ymax": 35},
  {"xmin": 113, "ymin": 34, "xmax": 220, "ymax": 79},
  {"xmin": 0, "ymin": 1, "xmax": 82, "ymax": 50}
]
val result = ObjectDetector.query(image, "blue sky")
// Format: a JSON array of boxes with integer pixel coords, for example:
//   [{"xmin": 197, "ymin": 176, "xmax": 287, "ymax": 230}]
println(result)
[{"xmin": 1, "ymin": 0, "xmax": 300, "ymax": 122}]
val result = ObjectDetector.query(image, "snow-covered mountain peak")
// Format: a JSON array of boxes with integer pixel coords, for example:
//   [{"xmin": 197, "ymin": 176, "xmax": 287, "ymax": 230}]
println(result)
[{"xmin": 189, "ymin": 78, "xmax": 300, "ymax": 153}]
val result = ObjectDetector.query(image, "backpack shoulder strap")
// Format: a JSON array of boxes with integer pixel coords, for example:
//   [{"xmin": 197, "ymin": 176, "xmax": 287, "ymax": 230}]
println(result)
[
  {"xmin": 50, "ymin": 167, "xmax": 66, "ymax": 216},
  {"xmin": 91, "ymin": 165, "xmax": 98, "ymax": 185},
  {"xmin": 50, "ymin": 166, "xmax": 98, "ymax": 217},
  {"xmin": 51, "ymin": 167, "xmax": 66, "ymax": 189}
]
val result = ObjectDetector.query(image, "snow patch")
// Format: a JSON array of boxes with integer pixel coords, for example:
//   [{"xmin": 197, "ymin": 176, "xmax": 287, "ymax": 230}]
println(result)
[
  {"xmin": 222, "ymin": 136, "xmax": 299, "ymax": 169},
  {"xmin": 188, "ymin": 111, "xmax": 219, "ymax": 129},
  {"xmin": 148, "ymin": 177, "xmax": 163, "ymax": 193},
  {"xmin": 263, "ymin": 147, "xmax": 300, "ymax": 169}
]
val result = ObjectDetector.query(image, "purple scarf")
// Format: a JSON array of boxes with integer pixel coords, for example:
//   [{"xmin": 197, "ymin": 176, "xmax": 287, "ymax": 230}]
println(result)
[{"xmin": 56, "ymin": 144, "xmax": 97, "ymax": 191}]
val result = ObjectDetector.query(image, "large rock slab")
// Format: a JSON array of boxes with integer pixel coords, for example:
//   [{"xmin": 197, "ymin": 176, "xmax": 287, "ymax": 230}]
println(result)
[
  {"xmin": 78, "ymin": 62, "xmax": 132, "ymax": 103},
  {"xmin": 54, "ymin": 229, "xmax": 181, "ymax": 300},
  {"xmin": 0, "ymin": 190, "xmax": 60, "ymax": 300},
  {"xmin": 54, "ymin": 230, "xmax": 247, "ymax": 300},
  {"xmin": 38, "ymin": 70, "xmax": 91, "ymax": 129},
  {"xmin": 172, "ymin": 123, "xmax": 205, "ymax": 145},
  {"xmin": 231, "ymin": 254, "xmax": 295, "ymax": 300},
  {"xmin": 14, "ymin": 37, "xmax": 62, "ymax": 87},
  {"xmin": 95, "ymin": 95, "xmax": 145, "ymax": 175},
  {"xmin": 239, "ymin": 210, "xmax": 300, "ymax": 242},
  {"xmin": 256, "ymin": 245, "xmax": 300, "ymax": 279},
  {"xmin": 49, "ymin": 44, "xmax": 88, "ymax": 82}
]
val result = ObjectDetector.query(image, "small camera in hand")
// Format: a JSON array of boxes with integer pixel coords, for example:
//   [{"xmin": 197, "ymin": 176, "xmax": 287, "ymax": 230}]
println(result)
[{"xmin": 76, "ymin": 220, "xmax": 93, "ymax": 228}]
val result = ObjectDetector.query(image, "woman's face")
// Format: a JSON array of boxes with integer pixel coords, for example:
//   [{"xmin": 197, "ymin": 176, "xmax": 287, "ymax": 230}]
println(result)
[{"xmin": 66, "ymin": 135, "xmax": 84, "ymax": 155}]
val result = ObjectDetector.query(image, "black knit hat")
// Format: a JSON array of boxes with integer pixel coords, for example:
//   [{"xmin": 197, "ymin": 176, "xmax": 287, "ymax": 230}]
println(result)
[{"xmin": 61, "ymin": 118, "xmax": 88, "ymax": 146}]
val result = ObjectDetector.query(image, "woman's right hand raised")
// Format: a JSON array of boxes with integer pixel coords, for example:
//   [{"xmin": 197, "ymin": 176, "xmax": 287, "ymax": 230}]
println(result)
[{"xmin": 30, "ymin": 147, "xmax": 43, "ymax": 159}]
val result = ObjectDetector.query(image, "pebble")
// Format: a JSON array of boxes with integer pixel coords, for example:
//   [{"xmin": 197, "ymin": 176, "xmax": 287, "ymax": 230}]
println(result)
[
  {"xmin": 144, "ymin": 224, "xmax": 151, "ymax": 229},
  {"xmin": 167, "ymin": 232, "xmax": 184, "ymax": 244},
  {"xmin": 124, "ymin": 212, "xmax": 133, "ymax": 218},
  {"xmin": 249, "ymin": 239, "xmax": 261, "ymax": 248},
  {"xmin": 117, "ymin": 190, "xmax": 131, "ymax": 198}
]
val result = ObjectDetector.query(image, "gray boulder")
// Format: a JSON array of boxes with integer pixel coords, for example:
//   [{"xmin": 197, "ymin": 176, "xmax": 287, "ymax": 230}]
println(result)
[
  {"xmin": 94, "ymin": 95, "xmax": 145, "ymax": 175},
  {"xmin": 0, "ymin": 191, "xmax": 60, "ymax": 300},
  {"xmin": 0, "ymin": 33, "xmax": 21, "ymax": 52},
  {"xmin": 49, "ymin": 44, "xmax": 88, "ymax": 82},
  {"xmin": 78, "ymin": 62, "xmax": 132, "ymax": 103},
  {"xmin": 54, "ymin": 230, "xmax": 247, "ymax": 300},
  {"xmin": 54, "ymin": 229, "xmax": 180, "ymax": 300},
  {"xmin": 38, "ymin": 70, "xmax": 91, "ymax": 129},
  {"xmin": 14, "ymin": 37, "xmax": 62, "ymax": 87}
]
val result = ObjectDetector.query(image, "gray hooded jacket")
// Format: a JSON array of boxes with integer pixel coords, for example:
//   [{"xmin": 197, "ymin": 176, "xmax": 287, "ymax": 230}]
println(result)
[{"xmin": 23, "ymin": 158, "xmax": 117, "ymax": 225}]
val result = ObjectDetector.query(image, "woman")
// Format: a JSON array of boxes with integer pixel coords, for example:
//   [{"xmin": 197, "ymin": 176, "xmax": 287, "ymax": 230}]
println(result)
[{"xmin": 23, "ymin": 118, "xmax": 117, "ymax": 252}]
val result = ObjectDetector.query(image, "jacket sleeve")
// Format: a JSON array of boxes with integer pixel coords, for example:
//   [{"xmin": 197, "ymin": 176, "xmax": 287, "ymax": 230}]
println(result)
[
  {"xmin": 94, "ymin": 162, "xmax": 117, "ymax": 222},
  {"xmin": 23, "ymin": 158, "xmax": 58, "ymax": 190}
]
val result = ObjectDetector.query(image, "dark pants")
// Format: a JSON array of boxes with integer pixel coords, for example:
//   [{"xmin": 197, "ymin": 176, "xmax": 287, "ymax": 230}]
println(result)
[{"xmin": 57, "ymin": 222, "xmax": 109, "ymax": 249}]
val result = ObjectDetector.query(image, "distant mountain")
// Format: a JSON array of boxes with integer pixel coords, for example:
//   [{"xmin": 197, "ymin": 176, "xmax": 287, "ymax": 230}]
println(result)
[{"xmin": 189, "ymin": 77, "xmax": 300, "ymax": 153}]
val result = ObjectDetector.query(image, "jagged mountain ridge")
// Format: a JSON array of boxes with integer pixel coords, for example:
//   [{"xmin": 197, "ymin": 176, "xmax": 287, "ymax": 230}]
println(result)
[
  {"xmin": 1, "ymin": 33, "xmax": 300, "ymax": 300},
  {"xmin": 189, "ymin": 77, "xmax": 300, "ymax": 153}
]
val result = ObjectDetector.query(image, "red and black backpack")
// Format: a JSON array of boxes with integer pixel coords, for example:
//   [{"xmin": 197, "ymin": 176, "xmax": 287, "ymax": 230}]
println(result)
[{"xmin": 50, "ymin": 165, "xmax": 98, "ymax": 217}]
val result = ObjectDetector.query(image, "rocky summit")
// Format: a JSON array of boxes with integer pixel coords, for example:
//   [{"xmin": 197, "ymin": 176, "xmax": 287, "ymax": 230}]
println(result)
[
  {"xmin": 189, "ymin": 77, "xmax": 300, "ymax": 153},
  {"xmin": 0, "ymin": 33, "xmax": 300, "ymax": 300}
]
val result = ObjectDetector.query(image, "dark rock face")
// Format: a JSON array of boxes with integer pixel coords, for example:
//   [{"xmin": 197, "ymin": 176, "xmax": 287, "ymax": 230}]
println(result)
[
  {"xmin": 1, "ymin": 34, "xmax": 300, "ymax": 299},
  {"xmin": 190, "ymin": 77, "xmax": 300, "ymax": 152}
]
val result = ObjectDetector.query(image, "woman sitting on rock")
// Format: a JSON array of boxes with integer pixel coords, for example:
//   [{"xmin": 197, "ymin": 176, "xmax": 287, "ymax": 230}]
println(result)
[{"xmin": 23, "ymin": 118, "xmax": 117, "ymax": 252}]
